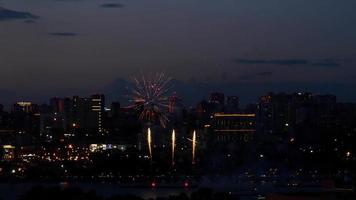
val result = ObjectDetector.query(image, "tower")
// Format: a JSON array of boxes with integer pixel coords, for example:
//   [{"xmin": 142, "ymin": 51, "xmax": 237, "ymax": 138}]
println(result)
[{"xmin": 90, "ymin": 94, "xmax": 105, "ymax": 133}]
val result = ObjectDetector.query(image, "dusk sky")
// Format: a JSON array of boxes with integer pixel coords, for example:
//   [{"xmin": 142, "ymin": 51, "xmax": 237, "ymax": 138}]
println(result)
[{"xmin": 1, "ymin": 0, "xmax": 356, "ymax": 105}]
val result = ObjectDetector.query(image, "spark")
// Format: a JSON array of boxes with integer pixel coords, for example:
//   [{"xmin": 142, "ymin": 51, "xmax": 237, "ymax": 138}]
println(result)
[
  {"xmin": 192, "ymin": 130, "xmax": 197, "ymax": 165},
  {"xmin": 172, "ymin": 129, "xmax": 176, "ymax": 166},
  {"xmin": 147, "ymin": 128, "xmax": 152, "ymax": 160},
  {"xmin": 130, "ymin": 72, "xmax": 172, "ymax": 127}
]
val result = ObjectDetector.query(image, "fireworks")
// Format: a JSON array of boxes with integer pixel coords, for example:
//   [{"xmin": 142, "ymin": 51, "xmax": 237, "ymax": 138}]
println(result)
[
  {"xmin": 147, "ymin": 128, "xmax": 153, "ymax": 160},
  {"xmin": 130, "ymin": 72, "xmax": 172, "ymax": 127},
  {"xmin": 192, "ymin": 130, "xmax": 197, "ymax": 165},
  {"xmin": 172, "ymin": 129, "xmax": 176, "ymax": 166}
]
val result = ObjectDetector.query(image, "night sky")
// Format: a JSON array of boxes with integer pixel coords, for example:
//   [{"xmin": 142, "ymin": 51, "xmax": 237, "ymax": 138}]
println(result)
[{"xmin": 1, "ymin": 0, "xmax": 356, "ymax": 105}]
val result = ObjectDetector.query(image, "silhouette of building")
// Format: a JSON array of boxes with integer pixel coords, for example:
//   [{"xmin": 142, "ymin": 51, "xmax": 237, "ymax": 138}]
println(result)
[
  {"xmin": 209, "ymin": 92, "xmax": 225, "ymax": 105},
  {"xmin": 226, "ymin": 96, "xmax": 239, "ymax": 113},
  {"xmin": 212, "ymin": 113, "xmax": 256, "ymax": 142},
  {"xmin": 12, "ymin": 102, "xmax": 38, "ymax": 113},
  {"xmin": 90, "ymin": 94, "xmax": 105, "ymax": 133}
]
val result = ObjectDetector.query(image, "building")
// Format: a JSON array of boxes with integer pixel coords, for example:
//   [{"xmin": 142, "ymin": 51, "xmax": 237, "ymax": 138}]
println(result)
[
  {"xmin": 257, "ymin": 92, "xmax": 306, "ymax": 136},
  {"xmin": 226, "ymin": 96, "xmax": 239, "ymax": 113},
  {"xmin": 168, "ymin": 94, "xmax": 183, "ymax": 114},
  {"xmin": 211, "ymin": 113, "xmax": 256, "ymax": 142},
  {"xmin": 257, "ymin": 92, "xmax": 338, "ymax": 147},
  {"xmin": 12, "ymin": 102, "xmax": 38, "ymax": 113},
  {"xmin": 50, "ymin": 97, "xmax": 71, "ymax": 114},
  {"xmin": 71, "ymin": 96, "xmax": 91, "ymax": 130},
  {"xmin": 11, "ymin": 102, "xmax": 40, "ymax": 135},
  {"xmin": 111, "ymin": 102, "xmax": 121, "ymax": 118},
  {"xmin": 90, "ymin": 94, "xmax": 105, "ymax": 133},
  {"xmin": 1, "ymin": 145, "xmax": 15, "ymax": 161},
  {"xmin": 209, "ymin": 92, "xmax": 225, "ymax": 105}
]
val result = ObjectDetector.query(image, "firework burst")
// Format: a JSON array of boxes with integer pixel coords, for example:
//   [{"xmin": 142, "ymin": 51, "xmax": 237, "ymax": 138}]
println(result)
[{"xmin": 130, "ymin": 72, "xmax": 172, "ymax": 127}]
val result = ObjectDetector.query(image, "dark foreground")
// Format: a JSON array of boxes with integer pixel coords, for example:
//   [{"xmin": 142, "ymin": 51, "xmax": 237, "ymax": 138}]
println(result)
[
  {"xmin": 14, "ymin": 186, "xmax": 356, "ymax": 200},
  {"xmin": 0, "ymin": 182, "xmax": 355, "ymax": 200}
]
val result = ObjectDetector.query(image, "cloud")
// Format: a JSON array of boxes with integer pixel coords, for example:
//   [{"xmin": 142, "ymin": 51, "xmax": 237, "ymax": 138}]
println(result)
[
  {"xmin": 239, "ymin": 71, "xmax": 273, "ymax": 80},
  {"xmin": 0, "ymin": 7, "xmax": 38, "ymax": 21},
  {"xmin": 100, "ymin": 3, "xmax": 125, "ymax": 8},
  {"xmin": 234, "ymin": 59, "xmax": 308, "ymax": 66},
  {"xmin": 311, "ymin": 59, "xmax": 340, "ymax": 67},
  {"xmin": 54, "ymin": 0, "xmax": 86, "ymax": 1},
  {"xmin": 48, "ymin": 32, "xmax": 78, "ymax": 37},
  {"xmin": 234, "ymin": 58, "xmax": 341, "ymax": 67},
  {"xmin": 24, "ymin": 19, "xmax": 36, "ymax": 24}
]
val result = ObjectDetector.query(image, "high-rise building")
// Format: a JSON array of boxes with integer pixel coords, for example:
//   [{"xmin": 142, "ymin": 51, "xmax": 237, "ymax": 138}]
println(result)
[
  {"xmin": 48, "ymin": 97, "xmax": 72, "ymax": 131},
  {"xmin": 209, "ymin": 92, "xmax": 225, "ymax": 105},
  {"xmin": 50, "ymin": 97, "xmax": 65, "ymax": 113},
  {"xmin": 111, "ymin": 102, "xmax": 121, "ymax": 118},
  {"xmin": 211, "ymin": 113, "xmax": 256, "ymax": 143},
  {"xmin": 90, "ymin": 94, "xmax": 105, "ymax": 133},
  {"xmin": 72, "ymin": 96, "xmax": 91, "ymax": 129},
  {"xmin": 11, "ymin": 102, "xmax": 40, "ymax": 135},
  {"xmin": 226, "ymin": 96, "xmax": 239, "ymax": 113},
  {"xmin": 168, "ymin": 94, "xmax": 183, "ymax": 113},
  {"xmin": 208, "ymin": 92, "xmax": 225, "ymax": 113},
  {"xmin": 257, "ymin": 93, "xmax": 297, "ymax": 138},
  {"xmin": 12, "ymin": 102, "xmax": 38, "ymax": 113},
  {"xmin": 257, "ymin": 92, "xmax": 337, "ymax": 142}
]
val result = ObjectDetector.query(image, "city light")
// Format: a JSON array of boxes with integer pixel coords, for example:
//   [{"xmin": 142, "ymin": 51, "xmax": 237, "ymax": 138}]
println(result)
[
  {"xmin": 346, "ymin": 151, "xmax": 351, "ymax": 157},
  {"xmin": 151, "ymin": 182, "xmax": 156, "ymax": 188}
]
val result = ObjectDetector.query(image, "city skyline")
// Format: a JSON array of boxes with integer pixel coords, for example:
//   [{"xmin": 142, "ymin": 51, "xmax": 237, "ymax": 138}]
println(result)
[
  {"xmin": 0, "ymin": 0, "xmax": 356, "ymax": 104},
  {"xmin": 1, "ymin": 77, "xmax": 356, "ymax": 109},
  {"xmin": 1, "ymin": 1, "xmax": 356, "ymax": 199},
  {"xmin": 0, "ymin": 86, "xmax": 347, "ymax": 111}
]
